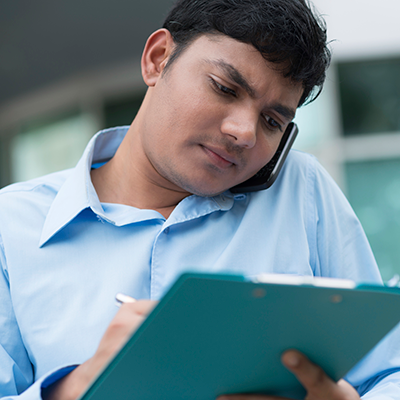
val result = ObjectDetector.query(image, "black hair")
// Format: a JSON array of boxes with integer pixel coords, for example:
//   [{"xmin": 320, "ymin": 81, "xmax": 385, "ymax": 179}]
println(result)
[{"xmin": 162, "ymin": 0, "xmax": 331, "ymax": 106}]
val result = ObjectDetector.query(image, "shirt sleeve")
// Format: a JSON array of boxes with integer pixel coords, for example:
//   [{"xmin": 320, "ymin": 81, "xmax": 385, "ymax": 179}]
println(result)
[
  {"xmin": 0, "ymin": 232, "xmax": 78, "ymax": 400},
  {"xmin": 308, "ymin": 156, "xmax": 400, "ymax": 397},
  {"xmin": 0, "ymin": 366, "xmax": 77, "ymax": 400},
  {"xmin": 346, "ymin": 321, "xmax": 400, "ymax": 398},
  {"xmin": 359, "ymin": 370, "xmax": 400, "ymax": 399},
  {"xmin": 0, "ymin": 232, "xmax": 34, "ymax": 397},
  {"xmin": 308, "ymin": 155, "xmax": 382, "ymax": 282}
]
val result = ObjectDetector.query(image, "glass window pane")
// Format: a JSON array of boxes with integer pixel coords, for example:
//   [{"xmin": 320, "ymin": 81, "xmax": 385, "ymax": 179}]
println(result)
[
  {"xmin": 103, "ymin": 93, "xmax": 145, "ymax": 129},
  {"xmin": 345, "ymin": 158, "xmax": 400, "ymax": 280},
  {"xmin": 11, "ymin": 112, "xmax": 97, "ymax": 183},
  {"xmin": 338, "ymin": 58, "xmax": 400, "ymax": 136},
  {"xmin": 293, "ymin": 77, "xmax": 337, "ymax": 151}
]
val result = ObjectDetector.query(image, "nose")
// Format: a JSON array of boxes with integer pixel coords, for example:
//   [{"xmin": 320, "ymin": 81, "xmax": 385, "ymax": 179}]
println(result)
[{"xmin": 220, "ymin": 108, "xmax": 258, "ymax": 149}]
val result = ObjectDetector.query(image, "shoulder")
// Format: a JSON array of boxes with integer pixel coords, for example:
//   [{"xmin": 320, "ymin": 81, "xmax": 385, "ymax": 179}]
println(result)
[
  {"xmin": 281, "ymin": 150, "xmax": 340, "ymax": 192},
  {"xmin": 0, "ymin": 170, "xmax": 73, "ymax": 265},
  {"xmin": 267, "ymin": 149, "xmax": 322, "ymax": 196},
  {"xmin": 0, "ymin": 169, "xmax": 71, "ymax": 194},
  {"xmin": 240, "ymin": 150, "xmax": 321, "ymax": 215},
  {"xmin": 244, "ymin": 149, "xmax": 348, "ymax": 223},
  {"xmin": 282, "ymin": 149, "xmax": 322, "ymax": 177},
  {"xmin": 0, "ymin": 169, "xmax": 71, "ymax": 212},
  {"xmin": 285, "ymin": 148, "xmax": 316, "ymax": 165}
]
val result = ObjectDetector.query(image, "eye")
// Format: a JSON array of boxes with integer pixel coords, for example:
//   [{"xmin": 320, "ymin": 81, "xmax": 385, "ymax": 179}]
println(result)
[
  {"xmin": 263, "ymin": 115, "xmax": 282, "ymax": 132},
  {"xmin": 210, "ymin": 78, "xmax": 237, "ymax": 97}
]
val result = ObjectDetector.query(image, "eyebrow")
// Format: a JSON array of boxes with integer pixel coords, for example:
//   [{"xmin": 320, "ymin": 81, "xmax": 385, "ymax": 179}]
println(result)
[
  {"xmin": 271, "ymin": 103, "xmax": 296, "ymax": 121},
  {"xmin": 208, "ymin": 59, "xmax": 256, "ymax": 98},
  {"xmin": 206, "ymin": 59, "xmax": 296, "ymax": 121}
]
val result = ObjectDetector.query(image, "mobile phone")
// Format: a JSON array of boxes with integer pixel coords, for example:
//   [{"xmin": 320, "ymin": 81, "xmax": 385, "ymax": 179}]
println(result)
[{"xmin": 230, "ymin": 122, "xmax": 298, "ymax": 193}]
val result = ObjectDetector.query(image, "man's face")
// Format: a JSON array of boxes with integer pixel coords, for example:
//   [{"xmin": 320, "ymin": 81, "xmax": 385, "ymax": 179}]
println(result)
[{"xmin": 140, "ymin": 34, "xmax": 304, "ymax": 197}]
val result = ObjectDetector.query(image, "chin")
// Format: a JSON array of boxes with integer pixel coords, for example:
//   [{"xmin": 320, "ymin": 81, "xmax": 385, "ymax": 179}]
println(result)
[
  {"xmin": 194, "ymin": 190, "xmax": 226, "ymax": 198},
  {"xmin": 162, "ymin": 169, "xmax": 236, "ymax": 197},
  {"xmin": 186, "ymin": 187, "xmax": 225, "ymax": 198},
  {"xmin": 178, "ymin": 180, "xmax": 229, "ymax": 198}
]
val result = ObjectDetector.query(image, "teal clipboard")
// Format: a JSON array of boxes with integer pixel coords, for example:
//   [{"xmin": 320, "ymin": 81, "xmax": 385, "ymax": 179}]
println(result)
[{"xmin": 79, "ymin": 273, "xmax": 400, "ymax": 400}]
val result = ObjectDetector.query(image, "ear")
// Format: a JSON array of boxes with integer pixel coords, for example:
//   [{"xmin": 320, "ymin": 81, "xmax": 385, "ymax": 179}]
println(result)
[{"xmin": 141, "ymin": 29, "xmax": 175, "ymax": 87}]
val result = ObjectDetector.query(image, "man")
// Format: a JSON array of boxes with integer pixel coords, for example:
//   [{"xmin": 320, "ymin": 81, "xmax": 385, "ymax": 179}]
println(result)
[{"xmin": 1, "ymin": 0, "xmax": 400, "ymax": 399}]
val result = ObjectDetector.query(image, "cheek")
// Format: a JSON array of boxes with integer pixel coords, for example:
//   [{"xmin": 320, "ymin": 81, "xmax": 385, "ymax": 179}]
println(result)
[
  {"xmin": 165, "ymin": 74, "xmax": 223, "ymax": 126},
  {"xmin": 250, "ymin": 133, "xmax": 282, "ymax": 170}
]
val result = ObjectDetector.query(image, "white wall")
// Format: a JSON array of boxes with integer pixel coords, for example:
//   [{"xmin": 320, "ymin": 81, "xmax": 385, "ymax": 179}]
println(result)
[
  {"xmin": 293, "ymin": 0, "xmax": 400, "ymax": 189},
  {"xmin": 312, "ymin": 0, "xmax": 400, "ymax": 59}
]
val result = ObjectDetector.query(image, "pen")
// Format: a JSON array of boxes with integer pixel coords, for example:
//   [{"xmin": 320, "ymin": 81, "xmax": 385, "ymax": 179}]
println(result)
[{"xmin": 115, "ymin": 293, "xmax": 137, "ymax": 307}]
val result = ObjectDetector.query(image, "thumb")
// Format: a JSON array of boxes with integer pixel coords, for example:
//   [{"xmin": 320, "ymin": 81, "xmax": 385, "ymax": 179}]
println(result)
[{"xmin": 281, "ymin": 350, "xmax": 341, "ymax": 399}]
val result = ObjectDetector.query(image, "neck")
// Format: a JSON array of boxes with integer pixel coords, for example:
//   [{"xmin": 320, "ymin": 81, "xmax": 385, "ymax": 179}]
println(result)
[{"xmin": 91, "ymin": 124, "xmax": 191, "ymax": 219}]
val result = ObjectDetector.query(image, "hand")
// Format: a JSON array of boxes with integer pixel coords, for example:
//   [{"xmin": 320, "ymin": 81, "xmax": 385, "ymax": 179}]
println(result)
[
  {"xmin": 43, "ymin": 300, "xmax": 156, "ymax": 400},
  {"xmin": 217, "ymin": 350, "xmax": 360, "ymax": 400}
]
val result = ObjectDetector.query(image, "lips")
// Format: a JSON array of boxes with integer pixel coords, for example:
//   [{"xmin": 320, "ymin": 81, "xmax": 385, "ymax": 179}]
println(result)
[{"xmin": 201, "ymin": 145, "xmax": 237, "ymax": 169}]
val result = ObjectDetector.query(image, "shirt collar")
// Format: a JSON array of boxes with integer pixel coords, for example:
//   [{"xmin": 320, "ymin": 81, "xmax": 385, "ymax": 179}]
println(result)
[
  {"xmin": 39, "ymin": 126, "xmax": 237, "ymax": 247},
  {"xmin": 39, "ymin": 127, "xmax": 128, "ymax": 247}
]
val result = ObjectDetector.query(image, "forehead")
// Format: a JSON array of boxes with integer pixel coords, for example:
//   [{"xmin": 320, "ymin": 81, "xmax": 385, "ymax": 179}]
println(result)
[
  {"xmin": 174, "ymin": 33, "xmax": 303, "ymax": 109},
  {"xmin": 183, "ymin": 34, "xmax": 264, "ymax": 67}
]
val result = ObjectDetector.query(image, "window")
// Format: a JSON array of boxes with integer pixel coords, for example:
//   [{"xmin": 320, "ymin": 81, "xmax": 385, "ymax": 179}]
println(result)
[
  {"xmin": 2, "ymin": 91, "xmax": 146, "ymax": 187},
  {"xmin": 10, "ymin": 112, "xmax": 96, "ymax": 183},
  {"xmin": 345, "ymin": 158, "xmax": 400, "ymax": 280},
  {"xmin": 103, "ymin": 93, "xmax": 145, "ymax": 129},
  {"xmin": 338, "ymin": 57, "xmax": 400, "ymax": 136}
]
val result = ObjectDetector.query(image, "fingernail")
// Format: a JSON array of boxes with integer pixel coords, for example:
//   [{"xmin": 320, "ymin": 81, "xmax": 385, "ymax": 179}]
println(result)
[{"xmin": 284, "ymin": 352, "xmax": 300, "ymax": 367}]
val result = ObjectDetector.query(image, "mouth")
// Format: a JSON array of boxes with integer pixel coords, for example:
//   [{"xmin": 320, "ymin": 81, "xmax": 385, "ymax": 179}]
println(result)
[{"xmin": 201, "ymin": 145, "xmax": 237, "ymax": 169}]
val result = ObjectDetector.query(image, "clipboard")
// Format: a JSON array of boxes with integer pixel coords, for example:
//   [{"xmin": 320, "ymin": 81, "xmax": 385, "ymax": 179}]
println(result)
[{"xmin": 79, "ymin": 273, "xmax": 400, "ymax": 400}]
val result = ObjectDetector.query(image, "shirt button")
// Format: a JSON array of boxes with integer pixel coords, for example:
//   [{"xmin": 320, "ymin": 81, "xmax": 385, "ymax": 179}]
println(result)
[
  {"xmin": 164, "ymin": 227, "xmax": 170, "ymax": 234},
  {"xmin": 234, "ymin": 194, "xmax": 246, "ymax": 201}
]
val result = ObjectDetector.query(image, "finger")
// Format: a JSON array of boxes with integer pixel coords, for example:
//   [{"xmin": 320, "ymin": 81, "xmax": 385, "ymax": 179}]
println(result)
[
  {"xmin": 120, "ymin": 299, "xmax": 157, "ymax": 316},
  {"xmin": 107, "ymin": 300, "xmax": 157, "ymax": 343},
  {"xmin": 94, "ymin": 300, "xmax": 154, "ymax": 363},
  {"xmin": 281, "ymin": 350, "xmax": 338, "ymax": 398},
  {"xmin": 113, "ymin": 300, "xmax": 157, "ymax": 335},
  {"xmin": 338, "ymin": 379, "xmax": 359, "ymax": 395}
]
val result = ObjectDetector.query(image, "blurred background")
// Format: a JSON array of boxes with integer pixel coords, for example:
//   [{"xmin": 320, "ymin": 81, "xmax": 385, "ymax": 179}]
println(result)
[{"xmin": 1, "ymin": 0, "xmax": 399, "ymax": 279}]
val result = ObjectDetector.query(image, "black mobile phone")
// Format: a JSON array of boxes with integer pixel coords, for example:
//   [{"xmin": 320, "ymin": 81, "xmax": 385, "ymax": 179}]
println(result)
[{"xmin": 230, "ymin": 122, "xmax": 298, "ymax": 193}]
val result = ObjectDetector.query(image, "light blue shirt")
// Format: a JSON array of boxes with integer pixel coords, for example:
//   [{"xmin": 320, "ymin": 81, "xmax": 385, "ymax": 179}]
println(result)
[{"xmin": 1, "ymin": 126, "xmax": 400, "ymax": 399}]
